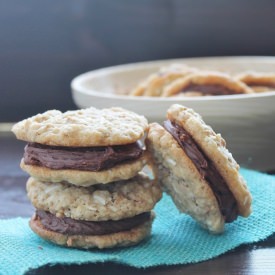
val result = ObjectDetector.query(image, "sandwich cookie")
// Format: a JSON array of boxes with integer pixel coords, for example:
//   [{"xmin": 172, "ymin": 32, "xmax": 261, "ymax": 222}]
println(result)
[
  {"xmin": 27, "ymin": 173, "xmax": 162, "ymax": 249},
  {"xmin": 236, "ymin": 71, "xmax": 275, "ymax": 93},
  {"xmin": 146, "ymin": 104, "xmax": 252, "ymax": 233},
  {"xmin": 162, "ymin": 72, "xmax": 254, "ymax": 97},
  {"xmin": 131, "ymin": 64, "xmax": 198, "ymax": 96},
  {"xmin": 12, "ymin": 107, "xmax": 148, "ymax": 186}
]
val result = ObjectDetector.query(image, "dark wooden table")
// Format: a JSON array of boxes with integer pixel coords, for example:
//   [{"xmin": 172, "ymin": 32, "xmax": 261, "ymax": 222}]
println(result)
[{"xmin": 1, "ymin": 132, "xmax": 275, "ymax": 275}]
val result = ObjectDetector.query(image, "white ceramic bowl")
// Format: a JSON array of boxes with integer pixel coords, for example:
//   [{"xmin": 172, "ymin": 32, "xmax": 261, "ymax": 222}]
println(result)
[{"xmin": 71, "ymin": 56, "xmax": 275, "ymax": 171}]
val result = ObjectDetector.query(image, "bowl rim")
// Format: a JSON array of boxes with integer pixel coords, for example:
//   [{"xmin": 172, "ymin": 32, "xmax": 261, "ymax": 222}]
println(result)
[{"xmin": 71, "ymin": 56, "xmax": 275, "ymax": 102}]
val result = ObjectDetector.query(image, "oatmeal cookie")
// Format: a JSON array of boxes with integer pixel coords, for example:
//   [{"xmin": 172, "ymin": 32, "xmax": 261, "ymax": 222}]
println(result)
[
  {"xmin": 236, "ymin": 71, "xmax": 275, "ymax": 92},
  {"xmin": 162, "ymin": 72, "xmax": 254, "ymax": 97},
  {"xmin": 21, "ymin": 156, "xmax": 146, "ymax": 186},
  {"xmin": 30, "ymin": 212, "xmax": 154, "ymax": 249},
  {"xmin": 13, "ymin": 107, "xmax": 149, "ymax": 183},
  {"xmin": 12, "ymin": 107, "xmax": 148, "ymax": 146},
  {"xmin": 131, "ymin": 64, "xmax": 198, "ymax": 96},
  {"xmin": 146, "ymin": 104, "xmax": 252, "ymax": 233},
  {"xmin": 26, "ymin": 173, "xmax": 162, "ymax": 221}
]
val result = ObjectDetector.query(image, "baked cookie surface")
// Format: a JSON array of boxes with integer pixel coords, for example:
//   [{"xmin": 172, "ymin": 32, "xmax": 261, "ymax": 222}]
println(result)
[
  {"xmin": 27, "ymin": 173, "xmax": 162, "ymax": 221},
  {"xmin": 12, "ymin": 107, "xmax": 148, "ymax": 146}
]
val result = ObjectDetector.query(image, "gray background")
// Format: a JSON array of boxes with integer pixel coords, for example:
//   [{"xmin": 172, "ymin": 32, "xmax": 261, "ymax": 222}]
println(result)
[{"xmin": 1, "ymin": 0, "xmax": 275, "ymax": 122}]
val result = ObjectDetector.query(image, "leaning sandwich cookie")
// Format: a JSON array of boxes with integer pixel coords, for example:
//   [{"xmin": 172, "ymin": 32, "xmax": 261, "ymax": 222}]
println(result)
[
  {"xmin": 146, "ymin": 104, "xmax": 252, "ymax": 233},
  {"xmin": 12, "ymin": 106, "xmax": 162, "ymax": 249},
  {"xmin": 12, "ymin": 107, "xmax": 148, "ymax": 186}
]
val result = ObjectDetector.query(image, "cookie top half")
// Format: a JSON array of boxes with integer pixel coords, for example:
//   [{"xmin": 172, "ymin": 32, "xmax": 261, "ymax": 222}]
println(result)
[
  {"xmin": 27, "ymin": 172, "xmax": 162, "ymax": 221},
  {"xmin": 12, "ymin": 107, "xmax": 148, "ymax": 146}
]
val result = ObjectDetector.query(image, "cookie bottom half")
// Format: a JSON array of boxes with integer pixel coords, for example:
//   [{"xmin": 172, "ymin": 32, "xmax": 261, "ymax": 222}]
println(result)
[
  {"xmin": 21, "ymin": 157, "xmax": 146, "ymax": 187},
  {"xmin": 29, "ymin": 212, "xmax": 155, "ymax": 249}
]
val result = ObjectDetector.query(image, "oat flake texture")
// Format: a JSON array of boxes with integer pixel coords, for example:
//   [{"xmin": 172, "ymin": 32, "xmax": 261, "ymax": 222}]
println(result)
[{"xmin": 11, "ymin": 107, "xmax": 148, "ymax": 146}]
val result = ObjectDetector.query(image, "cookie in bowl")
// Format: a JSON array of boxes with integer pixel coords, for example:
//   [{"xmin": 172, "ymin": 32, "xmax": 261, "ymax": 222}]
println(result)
[
  {"xmin": 162, "ymin": 72, "xmax": 254, "ymax": 97},
  {"xmin": 236, "ymin": 71, "xmax": 275, "ymax": 93},
  {"xmin": 131, "ymin": 63, "xmax": 198, "ymax": 96},
  {"xmin": 146, "ymin": 104, "xmax": 252, "ymax": 233}
]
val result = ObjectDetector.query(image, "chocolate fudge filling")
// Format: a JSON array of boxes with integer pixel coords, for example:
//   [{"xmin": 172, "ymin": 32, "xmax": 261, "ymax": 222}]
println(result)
[
  {"xmin": 181, "ymin": 84, "xmax": 241, "ymax": 95},
  {"xmin": 163, "ymin": 120, "xmax": 238, "ymax": 222},
  {"xmin": 245, "ymin": 81, "xmax": 275, "ymax": 88},
  {"xmin": 35, "ymin": 210, "xmax": 151, "ymax": 235},
  {"xmin": 24, "ymin": 142, "xmax": 143, "ymax": 171}
]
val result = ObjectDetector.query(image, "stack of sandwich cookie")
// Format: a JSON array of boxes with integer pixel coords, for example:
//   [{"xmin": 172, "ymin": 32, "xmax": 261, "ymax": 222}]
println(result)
[
  {"xmin": 146, "ymin": 104, "xmax": 252, "ymax": 233},
  {"xmin": 12, "ymin": 107, "xmax": 162, "ymax": 249}
]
